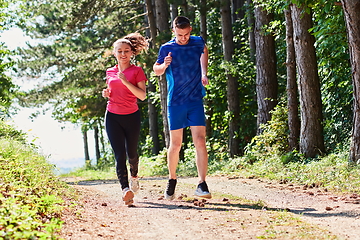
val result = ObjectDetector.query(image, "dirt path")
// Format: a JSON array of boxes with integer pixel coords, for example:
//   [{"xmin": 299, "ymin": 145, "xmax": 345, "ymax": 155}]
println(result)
[{"xmin": 60, "ymin": 176, "xmax": 360, "ymax": 240}]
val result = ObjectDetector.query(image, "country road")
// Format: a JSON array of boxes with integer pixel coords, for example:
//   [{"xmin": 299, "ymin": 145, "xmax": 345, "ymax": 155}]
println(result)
[{"xmin": 59, "ymin": 176, "xmax": 360, "ymax": 240}]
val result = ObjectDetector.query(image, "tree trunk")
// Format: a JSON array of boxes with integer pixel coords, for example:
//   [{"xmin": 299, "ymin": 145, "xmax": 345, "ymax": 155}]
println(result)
[
  {"xmin": 170, "ymin": 3, "xmax": 178, "ymax": 22},
  {"xmin": 145, "ymin": 0, "xmax": 160, "ymax": 154},
  {"xmin": 232, "ymin": 0, "xmax": 245, "ymax": 23},
  {"xmin": 246, "ymin": 0, "xmax": 256, "ymax": 62},
  {"xmin": 198, "ymin": 0, "xmax": 212, "ymax": 138},
  {"xmin": 341, "ymin": 0, "xmax": 360, "ymax": 163},
  {"xmin": 94, "ymin": 125, "xmax": 100, "ymax": 163},
  {"xmin": 291, "ymin": 4, "xmax": 325, "ymax": 158},
  {"xmin": 145, "ymin": 0, "xmax": 158, "ymax": 48},
  {"xmin": 254, "ymin": 5, "xmax": 278, "ymax": 133},
  {"xmin": 285, "ymin": 6, "xmax": 300, "ymax": 151},
  {"xmin": 154, "ymin": 0, "xmax": 171, "ymax": 148},
  {"xmin": 221, "ymin": 0, "xmax": 241, "ymax": 157},
  {"xmin": 82, "ymin": 128, "xmax": 90, "ymax": 162},
  {"xmin": 98, "ymin": 119, "xmax": 109, "ymax": 163},
  {"xmin": 199, "ymin": 0, "xmax": 207, "ymax": 42}
]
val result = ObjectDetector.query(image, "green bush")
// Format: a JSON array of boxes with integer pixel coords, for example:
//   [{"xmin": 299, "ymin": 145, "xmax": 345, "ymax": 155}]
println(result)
[
  {"xmin": 245, "ymin": 104, "xmax": 289, "ymax": 160},
  {"xmin": 0, "ymin": 120, "xmax": 27, "ymax": 144},
  {"xmin": 0, "ymin": 136, "xmax": 71, "ymax": 239}
]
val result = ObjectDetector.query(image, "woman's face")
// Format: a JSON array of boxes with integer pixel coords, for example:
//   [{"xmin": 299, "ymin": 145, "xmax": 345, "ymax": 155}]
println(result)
[{"xmin": 114, "ymin": 42, "xmax": 133, "ymax": 64}]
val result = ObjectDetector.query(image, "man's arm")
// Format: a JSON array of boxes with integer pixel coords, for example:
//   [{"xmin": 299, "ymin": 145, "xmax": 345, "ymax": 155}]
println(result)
[
  {"xmin": 201, "ymin": 45, "xmax": 209, "ymax": 86},
  {"xmin": 153, "ymin": 52, "xmax": 172, "ymax": 76}
]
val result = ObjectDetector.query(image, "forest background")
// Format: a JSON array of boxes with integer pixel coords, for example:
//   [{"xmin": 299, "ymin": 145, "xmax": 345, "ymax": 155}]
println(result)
[{"xmin": 1, "ymin": 0, "xmax": 360, "ymax": 180}]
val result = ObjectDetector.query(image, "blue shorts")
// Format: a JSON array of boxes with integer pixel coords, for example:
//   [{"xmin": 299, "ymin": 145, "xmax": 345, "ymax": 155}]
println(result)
[{"xmin": 168, "ymin": 100, "xmax": 206, "ymax": 130}]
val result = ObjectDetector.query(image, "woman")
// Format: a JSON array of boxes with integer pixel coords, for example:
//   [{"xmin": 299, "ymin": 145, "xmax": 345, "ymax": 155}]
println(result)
[{"xmin": 103, "ymin": 33, "xmax": 148, "ymax": 205}]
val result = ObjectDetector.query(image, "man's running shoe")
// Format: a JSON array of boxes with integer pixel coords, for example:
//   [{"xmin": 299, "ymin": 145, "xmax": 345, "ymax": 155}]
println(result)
[
  {"xmin": 122, "ymin": 187, "xmax": 134, "ymax": 205},
  {"xmin": 194, "ymin": 181, "xmax": 212, "ymax": 199},
  {"xmin": 164, "ymin": 179, "xmax": 177, "ymax": 200},
  {"xmin": 130, "ymin": 176, "xmax": 140, "ymax": 193}
]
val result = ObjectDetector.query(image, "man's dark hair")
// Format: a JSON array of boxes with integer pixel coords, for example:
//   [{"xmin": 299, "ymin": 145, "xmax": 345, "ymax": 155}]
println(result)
[{"xmin": 173, "ymin": 16, "xmax": 191, "ymax": 29}]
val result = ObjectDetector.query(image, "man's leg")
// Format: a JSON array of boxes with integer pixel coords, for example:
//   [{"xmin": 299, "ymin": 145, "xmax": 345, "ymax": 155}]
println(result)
[
  {"xmin": 167, "ymin": 128, "xmax": 183, "ymax": 179},
  {"xmin": 190, "ymin": 126, "xmax": 208, "ymax": 182}
]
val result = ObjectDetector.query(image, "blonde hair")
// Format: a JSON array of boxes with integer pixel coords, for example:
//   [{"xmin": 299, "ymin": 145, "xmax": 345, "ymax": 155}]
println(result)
[{"xmin": 113, "ymin": 33, "xmax": 148, "ymax": 56}]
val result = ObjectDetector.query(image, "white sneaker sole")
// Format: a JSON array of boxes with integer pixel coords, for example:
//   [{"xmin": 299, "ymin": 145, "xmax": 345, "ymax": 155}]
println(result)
[
  {"xmin": 194, "ymin": 191, "xmax": 212, "ymax": 199},
  {"xmin": 123, "ymin": 190, "xmax": 134, "ymax": 205},
  {"xmin": 164, "ymin": 192, "xmax": 175, "ymax": 200}
]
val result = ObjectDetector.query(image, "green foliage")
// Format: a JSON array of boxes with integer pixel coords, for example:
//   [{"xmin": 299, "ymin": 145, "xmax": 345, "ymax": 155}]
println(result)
[
  {"xmin": 0, "ymin": 45, "xmax": 15, "ymax": 114},
  {"xmin": 245, "ymin": 104, "xmax": 289, "ymax": 159},
  {"xmin": 0, "ymin": 120, "xmax": 27, "ymax": 144},
  {"xmin": 312, "ymin": 1, "xmax": 352, "ymax": 151},
  {"xmin": 0, "ymin": 133, "xmax": 72, "ymax": 239},
  {"xmin": 205, "ymin": 11, "xmax": 257, "ymax": 153}
]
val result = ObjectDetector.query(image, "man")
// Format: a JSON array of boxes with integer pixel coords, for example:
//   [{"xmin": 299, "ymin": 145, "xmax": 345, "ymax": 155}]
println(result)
[{"xmin": 153, "ymin": 16, "xmax": 211, "ymax": 200}]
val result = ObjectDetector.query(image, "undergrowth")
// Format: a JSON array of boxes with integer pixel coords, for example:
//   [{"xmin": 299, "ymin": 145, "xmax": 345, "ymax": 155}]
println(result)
[
  {"xmin": 0, "ymin": 121, "xmax": 74, "ymax": 239},
  {"xmin": 64, "ymin": 104, "xmax": 360, "ymax": 195}
]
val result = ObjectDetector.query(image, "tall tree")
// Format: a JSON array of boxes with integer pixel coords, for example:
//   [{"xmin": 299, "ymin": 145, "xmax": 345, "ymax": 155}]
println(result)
[
  {"xmin": 291, "ymin": 3, "xmax": 324, "ymax": 157},
  {"xmin": 285, "ymin": 5, "xmax": 300, "ymax": 151},
  {"xmin": 246, "ymin": 0, "xmax": 256, "ymax": 61},
  {"xmin": 254, "ymin": 3, "xmax": 278, "ymax": 133},
  {"xmin": 232, "ymin": 0, "xmax": 245, "ymax": 22},
  {"xmin": 145, "ymin": 0, "xmax": 160, "ymax": 154},
  {"xmin": 199, "ymin": 0, "xmax": 207, "ymax": 41},
  {"xmin": 341, "ymin": 0, "xmax": 360, "ymax": 163},
  {"xmin": 82, "ymin": 126, "xmax": 90, "ymax": 161},
  {"xmin": 154, "ymin": 0, "xmax": 171, "ymax": 148},
  {"xmin": 220, "ymin": 0, "xmax": 241, "ymax": 156}
]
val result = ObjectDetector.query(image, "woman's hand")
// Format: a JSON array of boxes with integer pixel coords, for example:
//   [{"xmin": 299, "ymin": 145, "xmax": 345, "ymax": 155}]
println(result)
[
  {"xmin": 118, "ymin": 72, "xmax": 128, "ymax": 84},
  {"xmin": 102, "ymin": 88, "xmax": 111, "ymax": 98}
]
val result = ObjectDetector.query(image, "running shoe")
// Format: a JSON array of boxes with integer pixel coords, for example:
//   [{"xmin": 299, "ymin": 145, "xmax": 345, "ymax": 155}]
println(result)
[
  {"xmin": 164, "ymin": 179, "xmax": 177, "ymax": 200},
  {"xmin": 130, "ymin": 176, "xmax": 140, "ymax": 193},
  {"xmin": 122, "ymin": 187, "xmax": 134, "ymax": 205},
  {"xmin": 194, "ymin": 181, "xmax": 212, "ymax": 199}
]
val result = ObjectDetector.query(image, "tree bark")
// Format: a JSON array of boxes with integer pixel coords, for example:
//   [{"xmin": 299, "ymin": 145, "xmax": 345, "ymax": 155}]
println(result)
[
  {"xmin": 82, "ymin": 128, "xmax": 90, "ymax": 161},
  {"xmin": 285, "ymin": 6, "xmax": 300, "ymax": 151},
  {"xmin": 145, "ymin": 0, "xmax": 160, "ymax": 154},
  {"xmin": 170, "ymin": 3, "xmax": 178, "ymax": 22},
  {"xmin": 254, "ymin": 5, "xmax": 278, "ymax": 133},
  {"xmin": 154, "ymin": 0, "xmax": 171, "ymax": 148},
  {"xmin": 341, "ymin": 0, "xmax": 360, "ymax": 163},
  {"xmin": 94, "ymin": 125, "xmax": 100, "ymax": 163},
  {"xmin": 231, "ymin": 0, "xmax": 245, "ymax": 22},
  {"xmin": 145, "ymin": 0, "xmax": 158, "ymax": 48},
  {"xmin": 199, "ymin": 0, "xmax": 207, "ymax": 42},
  {"xmin": 221, "ymin": 0, "xmax": 241, "ymax": 157},
  {"xmin": 246, "ymin": 0, "xmax": 256, "ymax": 62},
  {"xmin": 291, "ymin": 4, "xmax": 325, "ymax": 158}
]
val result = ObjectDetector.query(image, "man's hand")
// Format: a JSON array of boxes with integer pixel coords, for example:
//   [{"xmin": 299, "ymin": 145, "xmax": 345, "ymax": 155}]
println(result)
[
  {"xmin": 164, "ymin": 52, "xmax": 172, "ymax": 66},
  {"xmin": 202, "ymin": 75, "xmax": 209, "ymax": 86},
  {"xmin": 153, "ymin": 52, "xmax": 172, "ymax": 76}
]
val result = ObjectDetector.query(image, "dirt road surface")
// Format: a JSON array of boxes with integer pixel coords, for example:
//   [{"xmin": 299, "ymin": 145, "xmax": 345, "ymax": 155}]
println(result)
[{"xmin": 60, "ymin": 176, "xmax": 360, "ymax": 240}]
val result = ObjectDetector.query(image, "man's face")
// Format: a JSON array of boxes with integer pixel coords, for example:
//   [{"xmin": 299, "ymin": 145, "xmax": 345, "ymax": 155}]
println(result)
[{"xmin": 173, "ymin": 26, "xmax": 192, "ymax": 45}]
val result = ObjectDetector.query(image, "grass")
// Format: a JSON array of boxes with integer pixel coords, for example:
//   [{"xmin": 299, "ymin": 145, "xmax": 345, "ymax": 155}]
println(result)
[
  {"xmin": 0, "ymin": 136, "xmax": 74, "ymax": 239},
  {"xmin": 64, "ymin": 147, "xmax": 360, "ymax": 196}
]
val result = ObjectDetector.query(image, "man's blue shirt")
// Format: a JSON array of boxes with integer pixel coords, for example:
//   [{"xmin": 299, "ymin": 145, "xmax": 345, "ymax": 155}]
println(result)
[{"xmin": 156, "ymin": 36, "xmax": 206, "ymax": 106}]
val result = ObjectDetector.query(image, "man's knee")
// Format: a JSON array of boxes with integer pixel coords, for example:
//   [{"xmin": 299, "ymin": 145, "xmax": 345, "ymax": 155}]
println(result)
[{"xmin": 169, "ymin": 141, "xmax": 182, "ymax": 152}]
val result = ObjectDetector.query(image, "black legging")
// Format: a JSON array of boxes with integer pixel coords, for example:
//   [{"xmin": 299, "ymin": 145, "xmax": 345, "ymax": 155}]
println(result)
[{"xmin": 105, "ymin": 110, "xmax": 140, "ymax": 190}]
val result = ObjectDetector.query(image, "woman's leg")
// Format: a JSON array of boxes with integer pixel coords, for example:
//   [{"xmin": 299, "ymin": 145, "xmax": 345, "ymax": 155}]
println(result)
[
  {"xmin": 105, "ymin": 111, "xmax": 129, "ymax": 189},
  {"xmin": 123, "ymin": 110, "xmax": 141, "ymax": 177}
]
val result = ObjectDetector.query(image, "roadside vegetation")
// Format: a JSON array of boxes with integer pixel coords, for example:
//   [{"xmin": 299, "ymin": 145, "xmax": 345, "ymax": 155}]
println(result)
[
  {"xmin": 0, "ymin": 120, "xmax": 75, "ymax": 239},
  {"xmin": 63, "ymin": 105, "xmax": 360, "ymax": 195}
]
